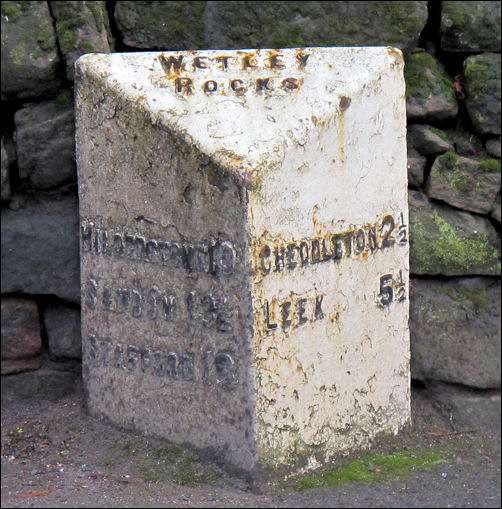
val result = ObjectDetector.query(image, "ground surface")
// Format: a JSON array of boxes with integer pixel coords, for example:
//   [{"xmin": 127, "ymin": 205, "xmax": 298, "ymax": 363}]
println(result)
[{"xmin": 1, "ymin": 380, "xmax": 500, "ymax": 508}]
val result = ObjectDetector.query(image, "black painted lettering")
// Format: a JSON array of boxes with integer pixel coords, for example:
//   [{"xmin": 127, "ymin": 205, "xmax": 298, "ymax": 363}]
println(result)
[
  {"xmin": 230, "ymin": 79, "xmax": 247, "ymax": 94},
  {"xmin": 342, "ymin": 231, "xmax": 353, "ymax": 257},
  {"xmin": 367, "ymin": 225, "xmax": 377, "ymax": 251},
  {"xmin": 315, "ymin": 295, "xmax": 324, "ymax": 320},
  {"xmin": 265, "ymin": 300, "xmax": 277, "ymax": 330},
  {"xmin": 286, "ymin": 243, "xmax": 298, "ymax": 269},
  {"xmin": 380, "ymin": 215, "xmax": 395, "ymax": 248},
  {"xmin": 299, "ymin": 241, "xmax": 309, "ymax": 266},
  {"xmin": 256, "ymin": 78, "xmax": 271, "ymax": 91},
  {"xmin": 296, "ymin": 53, "xmax": 310, "ymax": 67},
  {"xmin": 269, "ymin": 54, "xmax": 285, "ymax": 69},
  {"xmin": 179, "ymin": 354, "xmax": 194, "ymax": 381},
  {"xmin": 175, "ymin": 77, "xmax": 193, "ymax": 94},
  {"xmin": 355, "ymin": 229, "xmax": 365, "ymax": 253},
  {"xmin": 194, "ymin": 56, "xmax": 208, "ymax": 69},
  {"xmin": 297, "ymin": 298, "xmax": 308, "ymax": 326},
  {"xmin": 281, "ymin": 301, "xmax": 292, "ymax": 330},
  {"xmin": 311, "ymin": 239, "xmax": 321, "ymax": 263},
  {"xmin": 281, "ymin": 77, "xmax": 300, "ymax": 90},
  {"xmin": 274, "ymin": 246, "xmax": 285, "ymax": 272},
  {"xmin": 260, "ymin": 245, "xmax": 271, "ymax": 274},
  {"xmin": 321, "ymin": 238, "xmax": 333, "ymax": 261},
  {"xmin": 332, "ymin": 234, "xmax": 343, "ymax": 260},
  {"xmin": 159, "ymin": 54, "xmax": 184, "ymax": 73},
  {"xmin": 203, "ymin": 80, "xmax": 218, "ymax": 93},
  {"xmin": 242, "ymin": 55, "xmax": 257, "ymax": 69},
  {"xmin": 216, "ymin": 56, "xmax": 231, "ymax": 69},
  {"xmin": 147, "ymin": 289, "xmax": 158, "ymax": 320}
]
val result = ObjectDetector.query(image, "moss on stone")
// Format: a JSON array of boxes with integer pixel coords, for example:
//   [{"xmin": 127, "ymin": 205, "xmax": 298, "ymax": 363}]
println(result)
[
  {"xmin": 429, "ymin": 127, "xmax": 449, "ymax": 143},
  {"xmin": 410, "ymin": 212, "xmax": 500, "ymax": 274},
  {"xmin": 1, "ymin": 1, "xmax": 31, "ymax": 22},
  {"xmin": 480, "ymin": 159, "xmax": 501, "ymax": 172},
  {"xmin": 296, "ymin": 449, "xmax": 445, "ymax": 490}
]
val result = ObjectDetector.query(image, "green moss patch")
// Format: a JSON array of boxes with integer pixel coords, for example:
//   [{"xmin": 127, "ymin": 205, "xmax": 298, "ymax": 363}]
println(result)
[
  {"xmin": 296, "ymin": 450, "xmax": 445, "ymax": 490},
  {"xmin": 480, "ymin": 159, "xmax": 501, "ymax": 172}
]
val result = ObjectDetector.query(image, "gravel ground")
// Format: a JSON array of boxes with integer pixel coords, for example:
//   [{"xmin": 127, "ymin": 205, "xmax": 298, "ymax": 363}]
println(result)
[{"xmin": 1, "ymin": 380, "xmax": 500, "ymax": 508}]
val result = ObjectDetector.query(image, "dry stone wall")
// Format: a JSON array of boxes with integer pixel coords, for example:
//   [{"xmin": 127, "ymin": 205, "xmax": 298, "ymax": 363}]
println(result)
[{"xmin": 1, "ymin": 1, "xmax": 500, "ymax": 428}]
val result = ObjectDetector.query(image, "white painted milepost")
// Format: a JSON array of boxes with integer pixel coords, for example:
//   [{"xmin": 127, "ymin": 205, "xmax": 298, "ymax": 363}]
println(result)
[{"xmin": 76, "ymin": 47, "xmax": 410, "ymax": 480}]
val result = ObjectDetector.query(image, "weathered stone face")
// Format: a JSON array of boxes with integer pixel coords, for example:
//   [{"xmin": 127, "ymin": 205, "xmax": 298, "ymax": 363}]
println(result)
[{"xmin": 76, "ymin": 47, "xmax": 410, "ymax": 479}]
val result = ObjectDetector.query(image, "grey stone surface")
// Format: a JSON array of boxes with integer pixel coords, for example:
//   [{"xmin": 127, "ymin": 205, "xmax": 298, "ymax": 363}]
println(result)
[
  {"xmin": 410, "ymin": 277, "xmax": 501, "ymax": 389},
  {"xmin": 486, "ymin": 138, "xmax": 501, "ymax": 159},
  {"xmin": 463, "ymin": 53, "xmax": 501, "ymax": 136},
  {"xmin": 14, "ymin": 96, "xmax": 76, "ymax": 189},
  {"xmin": 43, "ymin": 304, "xmax": 81, "ymax": 359},
  {"xmin": 50, "ymin": 0, "xmax": 113, "ymax": 81},
  {"xmin": 448, "ymin": 127, "xmax": 486, "ymax": 158},
  {"xmin": 1, "ymin": 368, "xmax": 79, "ymax": 404},
  {"xmin": 407, "ymin": 124, "xmax": 454, "ymax": 156},
  {"xmin": 407, "ymin": 148, "xmax": 426, "ymax": 187},
  {"xmin": 0, "ymin": 1, "xmax": 63, "ymax": 100},
  {"xmin": 440, "ymin": 1, "xmax": 502, "ymax": 52},
  {"xmin": 491, "ymin": 193, "xmax": 501, "ymax": 224},
  {"xmin": 404, "ymin": 52, "xmax": 458, "ymax": 122},
  {"xmin": 1, "ymin": 297, "xmax": 42, "ymax": 364},
  {"xmin": 1, "ymin": 357, "xmax": 42, "ymax": 375},
  {"xmin": 426, "ymin": 152, "xmax": 501, "ymax": 215},
  {"xmin": 408, "ymin": 189, "xmax": 501, "ymax": 276},
  {"xmin": 428, "ymin": 383, "xmax": 501, "ymax": 432},
  {"xmin": 1, "ymin": 192, "xmax": 80, "ymax": 303},
  {"xmin": 204, "ymin": 1, "xmax": 427, "ymax": 53},
  {"xmin": 1, "ymin": 139, "xmax": 11, "ymax": 202},
  {"xmin": 115, "ymin": 0, "xmax": 205, "ymax": 49}
]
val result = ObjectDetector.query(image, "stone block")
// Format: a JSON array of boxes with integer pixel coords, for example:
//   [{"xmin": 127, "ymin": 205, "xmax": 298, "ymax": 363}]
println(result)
[
  {"xmin": 407, "ymin": 125, "xmax": 453, "ymax": 156},
  {"xmin": 426, "ymin": 153, "xmax": 501, "ymax": 215},
  {"xmin": 440, "ymin": 1, "xmax": 502, "ymax": 52},
  {"xmin": 1, "ymin": 297, "xmax": 41, "ymax": 358},
  {"xmin": 463, "ymin": 53, "xmax": 501, "ymax": 136},
  {"xmin": 50, "ymin": 0, "xmax": 113, "ymax": 81},
  {"xmin": 204, "ymin": 1, "xmax": 427, "ymax": 54},
  {"xmin": 43, "ymin": 304, "xmax": 82, "ymax": 359},
  {"xmin": 486, "ymin": 138, "xmax": 501, "ymax": 159},
  {"xmin": 76, "ymin": 47, "xmax": 410, "ymax": 479},
  {"xmin": 1, "ymin": 139, "xmax": 11, "ymax": 202},
  {"xmin": 410, "ymin": 277, "xmax": 501, "ymax": 389},
  {"xmin": 409, "ymin": 190, "xmax": 500, "ymax": 276},
  {"xmin": 14, "ymin": 95, "xmax": 76, "ymax": 189},
  {"xmin": 407, "ymin": 148, "xmax": 426, "ymax": 187},
  {"xmin": 404, "ymin": 52, "xmax": 458, "ymax": 123},
  {"xmin": 1, "ymin": 193, "xmax": 80, "ymax": 303},
  {"xmin": 0, "ymin": 1, "xmax": 63, "ymax": 100}
]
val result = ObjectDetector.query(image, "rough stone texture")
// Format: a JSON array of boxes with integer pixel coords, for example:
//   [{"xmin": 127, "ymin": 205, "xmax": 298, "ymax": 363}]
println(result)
[
  {"xmin": 1, "ymin": 357, "xmax": 42, "ymax": 375},
  {"xmin": 408, "ymin": 190, "xmax": 501, "ymax": 276},
  {"xmin": 1, "ymin": 139, "xmax": 11, "ymax": 202},
  {"xmin": 448, "ymin": 127, "xmax": 486, "ymax": 158},
  {"xmin": 14, "ymin": 95, "xmax": 76, "ymax": 189},
  {"xmin": 50, "ymin": 1, "xmax": 113, "ymax": 81},
  {"xmin": 410, "ymin": 277, "xmax": 501, "ymax": 389},
  {"xmin": 1, "ymin": 368, "xmax": 79, "ymax": 404},
  {"xmin": 0, "ymin": 1, "xmax": 63, "ymax": 100},
  {"xmin": 426, "ymin": 152, "xmax": 501, "ymax": 215},
  {"xmin": 440, "ymin": 1, "xmax": 502, "ymax": 52},
  {"xmin": 407, "ymin": 148, "xmax": 426, "ymax": 187},
  {"xmin": 404, "ymin": 52, "xmax": 458, "ymax": 123},
  {"xmin": 204, "ymin": 1, "xmax": 427, "ymax": 53},
  {"xmin": 491, "ymin": 193, "xmax": 501, "ymax": 223},
  {"xmin": 463, "ymin": 53, "xmax": 501, "ymax": 137},
  {"xmin": 486, "ymin": 138, "xmax": 501, "ymax": 159},
  {"xmin": 407, "ymin": 124, "xmax": 454, "ymax": 156},
  {"xmin": 76, "ymin": 48, "xmax": 410, "ymax": 479},
  {"xmin": 1, "ymin": 192, "xmax": 80, "ymax": 303},
  {"xmin": 428, "ymin": 383, "xmax": 501, "ymax": 432},
  {"xmin": 1, "ymin": 298, "xmax": 42, "ymax": 361},
  {"xmin": 43, "ymin": 304, "xmax": 81, "ymax": 359},
  {"xmin": 115, "ymin": 0, "xmax": 205, "ymax": 49}
]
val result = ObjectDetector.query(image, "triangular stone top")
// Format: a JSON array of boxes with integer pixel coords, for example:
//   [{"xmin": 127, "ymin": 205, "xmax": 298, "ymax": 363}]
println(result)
[{"xmin": 76, "ymin": 47, "xmax": 405, "ymax": 184}]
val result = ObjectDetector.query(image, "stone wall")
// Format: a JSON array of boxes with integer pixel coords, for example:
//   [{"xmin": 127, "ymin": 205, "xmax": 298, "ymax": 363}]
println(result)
[{"xmin": 1, "ymin": 1, "xmax": 500, "ymax": 426}]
